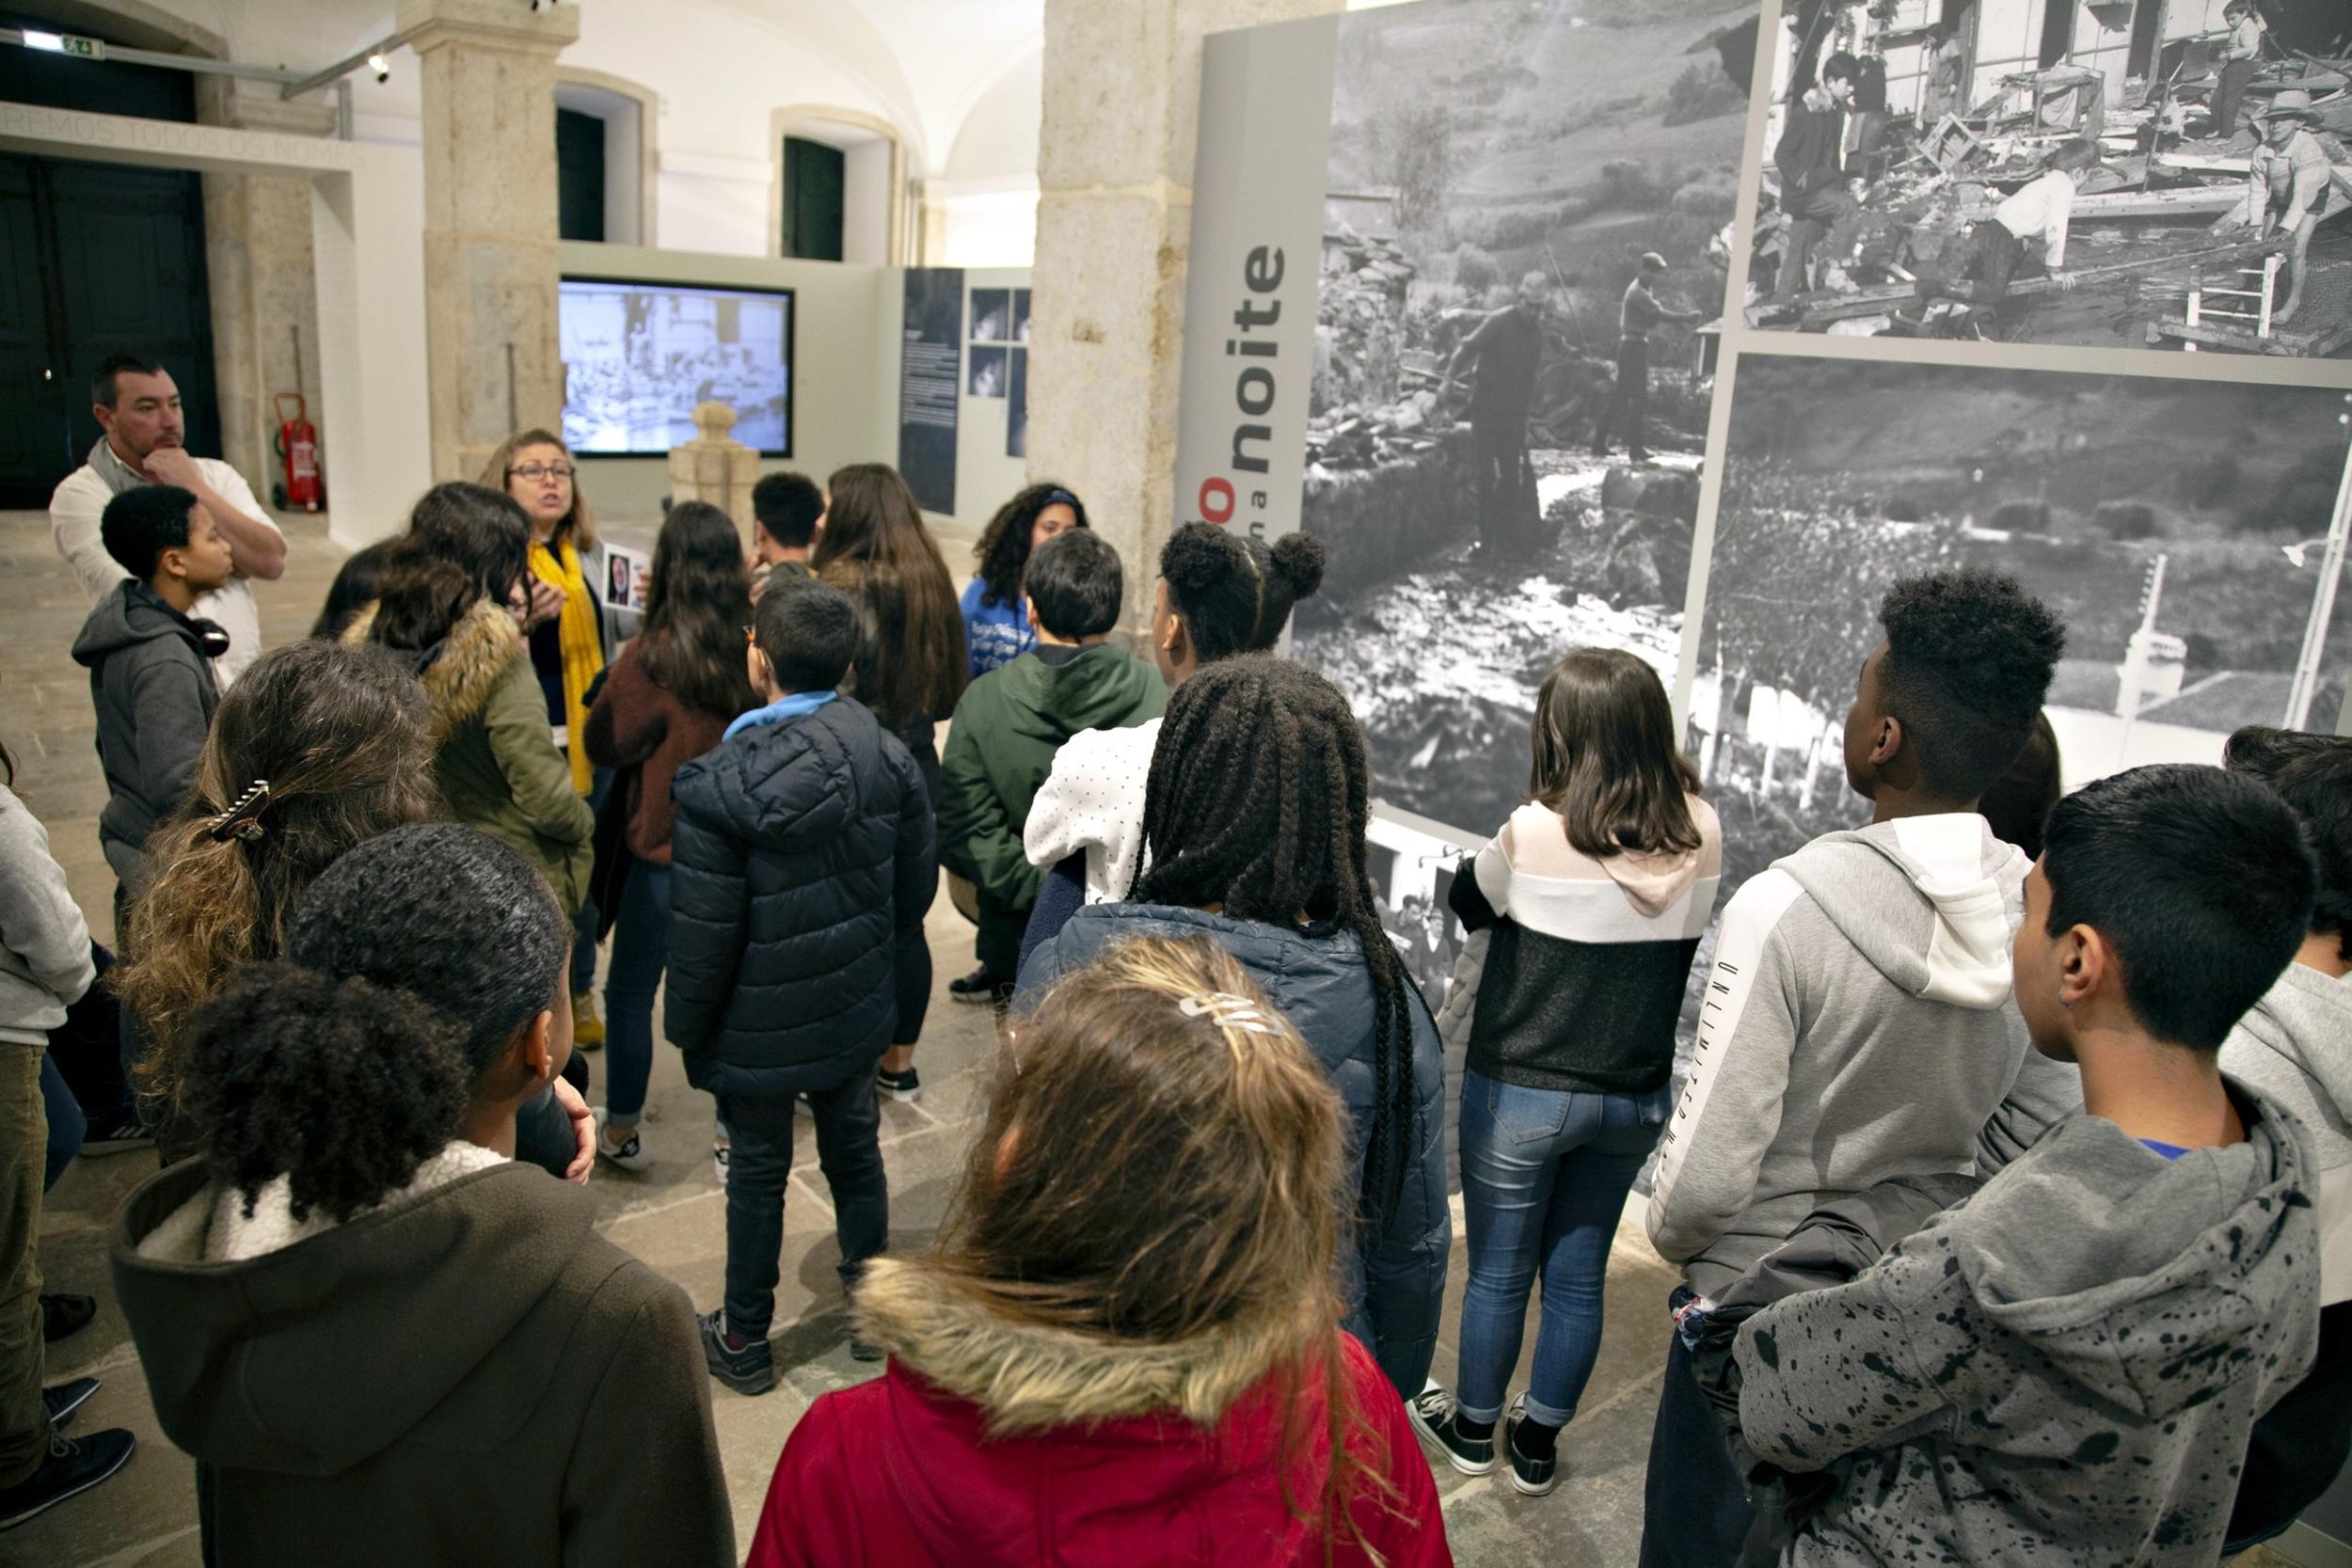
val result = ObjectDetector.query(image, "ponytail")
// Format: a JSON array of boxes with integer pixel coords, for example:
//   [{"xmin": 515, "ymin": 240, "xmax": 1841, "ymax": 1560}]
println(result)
[{"xmin": 182, "ymin": 963, "xmax": 473, "ymax": 1224}]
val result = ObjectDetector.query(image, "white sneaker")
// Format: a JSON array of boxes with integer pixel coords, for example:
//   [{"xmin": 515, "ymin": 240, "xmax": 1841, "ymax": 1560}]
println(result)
[
  {"xmin": 592, "ymin": 1107, "xmax": 653, "ymax": 1173},
  {"xmin": 712, "ymin": 1118, "xmax": 732, "ymax": 1187}
]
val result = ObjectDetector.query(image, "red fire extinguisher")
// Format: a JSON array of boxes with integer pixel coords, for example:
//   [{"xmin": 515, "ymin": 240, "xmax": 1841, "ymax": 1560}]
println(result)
[{"xmin": 272, "ymin": 391, "xmax": 322, "ymax": 513}]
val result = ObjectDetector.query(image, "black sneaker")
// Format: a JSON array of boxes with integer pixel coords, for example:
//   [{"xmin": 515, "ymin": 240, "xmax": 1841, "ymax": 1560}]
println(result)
[
  {"xmin": 42, "ymin": 1379, "xmax": 98, "ymax": 1427},
  {"xmin": 1504, "ymin": 1395, "xmax": 1559, "ymax": 1497},
  {"xmin": 877, "ymin": 1065, "xmax": 921, "ymax": 1104},
  {"xmin": 948, "ymin": 966, "xmax": 1010, "ymax": 1005},
  {"xmin": 0, "ymin": 1428, "xmax": 135, "ymax": 1531},
  {"xmin": 77, "ymin": 1117, "xmax": 152, "ymax": 1157},
  {"xmin": 1405, "ymin": 1386, "xmax": 1495, "ymax": 1476},
  {"xmin": 40, "ymin": 1292, "xmax": 94, "ymax": 1343},
  {"xmin": 698, "ymin": 1310, "xmax": 775, "ymax": 1395}
]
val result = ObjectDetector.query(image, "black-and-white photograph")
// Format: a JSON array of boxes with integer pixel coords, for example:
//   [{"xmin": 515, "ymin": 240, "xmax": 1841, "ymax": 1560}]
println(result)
[
  {"xmin": 1011, "ymin": 288, "xmax": 1033, "ymax": 342},
  {"xmin": 1695, "ymin": 354, "xmax": 2351, "ymax": 914},
  {"xmin": 1747, "ymin": 1, "xmax": 2352, "ymax": 356},
  {"xmin": 1290, "ymin": 0, "xmax": 1754, "ymax": 881},
  {"xmin": 1007, "ymin": 347, "xmax": 1028, "ymax": 458},
  {"xmin": 967, "ymin": 344, "xmax": 1007, "ymax": 398},
  {"xmin": 970, "ymin": 288, "xmax": 1011, "ymax": 342}
]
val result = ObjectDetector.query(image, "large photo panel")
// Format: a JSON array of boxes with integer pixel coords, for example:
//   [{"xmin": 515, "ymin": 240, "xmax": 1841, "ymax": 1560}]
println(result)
[{"xmin": 1741, "ymin": 1, "xmax": 2352, "ymax": 356}]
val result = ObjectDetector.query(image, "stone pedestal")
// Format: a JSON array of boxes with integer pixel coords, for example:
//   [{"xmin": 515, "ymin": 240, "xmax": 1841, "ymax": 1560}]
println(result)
[
  {"xmin": 196, "ymin": 79, "xmax": 338, "ymax": 502},
  {"xmin": 1029, "ymin": 0, "xmax": 1340, "ymax": 631},
  {"xmin": 669, "ymin": 402, "xmax": 761, "ymax": 546},
  {"xmin": 399, "ymin": 0, "xmax": 579, "ymax": 482}
]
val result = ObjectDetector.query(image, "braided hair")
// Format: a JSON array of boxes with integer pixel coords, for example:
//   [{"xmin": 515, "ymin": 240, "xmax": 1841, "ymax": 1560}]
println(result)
[{"xmin": 1130, "ymin": 655, "xmax": 1419, "ymax": 1215}]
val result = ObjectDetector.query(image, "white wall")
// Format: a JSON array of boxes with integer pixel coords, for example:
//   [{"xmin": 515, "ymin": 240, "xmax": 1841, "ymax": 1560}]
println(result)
[{"xmin": 844, "ymin": 137, "xmax": 894, "ymax": 264}]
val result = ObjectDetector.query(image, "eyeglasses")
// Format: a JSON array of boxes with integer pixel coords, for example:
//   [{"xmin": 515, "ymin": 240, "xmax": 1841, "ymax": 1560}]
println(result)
[{"xmin": 509, "ymin": 463, "xmax": 576, "ymax": 483}]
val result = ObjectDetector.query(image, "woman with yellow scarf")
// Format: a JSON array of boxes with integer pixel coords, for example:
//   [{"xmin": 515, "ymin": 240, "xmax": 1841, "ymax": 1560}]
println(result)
[{"xmin": 484, "ymin": 429, "xmax": 643, "ymax": 1050}]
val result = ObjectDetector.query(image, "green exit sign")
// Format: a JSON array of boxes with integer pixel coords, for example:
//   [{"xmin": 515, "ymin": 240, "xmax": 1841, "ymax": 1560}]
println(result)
[{"xmin": 58, "ymin": 35, "xmax": 107, "ymax": 59}]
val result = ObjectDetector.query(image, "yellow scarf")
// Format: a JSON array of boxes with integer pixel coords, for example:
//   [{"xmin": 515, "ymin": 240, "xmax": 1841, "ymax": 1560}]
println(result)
[{"xmin": 531, "ymin": 537, "xmax": 604, "ymax": 794}]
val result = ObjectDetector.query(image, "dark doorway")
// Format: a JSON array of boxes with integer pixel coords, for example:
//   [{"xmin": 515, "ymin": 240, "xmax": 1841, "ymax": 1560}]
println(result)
[
  {"xmin": 2038, "ymin": 0, "xmax": 2077, "ymax": 67},
  {"xmin": 782, "ymin": 135, "xmax": 845, "ymax": 261},
  {"xmin": 556, "ymin": 107, "xmax": 607, "ymax": 242},
  {"xmin": 0, "ymin": 13, "xmax": 215, "ymax": 509},
  {"xmin": 2127, "ymin": 1, "xmax": 2166, "ymax": 78}
]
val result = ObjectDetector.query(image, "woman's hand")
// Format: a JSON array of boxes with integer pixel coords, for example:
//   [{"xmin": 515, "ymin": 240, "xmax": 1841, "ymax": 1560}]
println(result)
[
  {"xmin": 551, "ymin": 1072, "xmax": 595, "ymax": 1185},
  {"xmin": 527, "ymin": 577, "xmax": 566, "ymax": 629}
]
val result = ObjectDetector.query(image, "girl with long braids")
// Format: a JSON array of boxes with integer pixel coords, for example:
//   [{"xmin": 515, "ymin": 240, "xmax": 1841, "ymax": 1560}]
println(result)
[
  {"xmin": 111, "ymin": 824, "xmax": 731, "ymax": 1567},
  {"xmin": 749, "ymin": 935, "xmax": 1450, "ymax": 1567},
  {"xmin": 580, "ymin": 501, "xmax": 756, "ymax": 1171},
  {"xmin": 1020, "ymin": 521, "xmax": 1325, "ymax": 960},
  {"xmin": 1015, "ymin": 656, "xmax": 1450, "ymax": 1399}
]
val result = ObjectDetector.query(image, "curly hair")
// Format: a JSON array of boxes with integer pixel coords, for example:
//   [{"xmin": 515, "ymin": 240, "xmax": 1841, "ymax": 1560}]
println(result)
[
  {"xmin": 972, "ymin": 483, "xmax": 1089, "ymax": 610},
  {"xmin": 640, "ymin": 500, "xmax": 757, "ymax": 719},
  {"xmin": 182, "ymin": 964, "xmax": 473, "ymax": 1225},
  {"xmin": 117, "ymin": 641, "xmax": 439, "ymax": 1120},
  {"xmin": 1158, "ymin": 524, "xmax": 1327, "ymax": 664},
  {"xmin": 2227, "ymin": 725, "xmax": 2352, "ymax": 960},
  {"xmin": 282, "ymin": 822, "xmax": 569, "ymax": 1069},
  {"xmin": 1877, "ymin": 568, "xmax": 2066, "ymax": 801},
  {"xmin": 1131, "ymin": 656, "xmax": 1419, "ymax": 1216}
]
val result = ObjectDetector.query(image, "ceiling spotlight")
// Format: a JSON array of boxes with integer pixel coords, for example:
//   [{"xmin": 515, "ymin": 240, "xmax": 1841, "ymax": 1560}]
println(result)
[{"xmin": 367, "ymin": 50, "xmax": 389, "ymax": 82}]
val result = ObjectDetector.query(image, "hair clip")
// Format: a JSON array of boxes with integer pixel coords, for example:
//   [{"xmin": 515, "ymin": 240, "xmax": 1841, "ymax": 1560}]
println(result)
[
  {"xmin": 206, "ymin": 779, "xmax": 272, "ymax": 844},
  {"xmin": 1178, "ymin": 991, "xmax": 1281, "ymax": 1037}
]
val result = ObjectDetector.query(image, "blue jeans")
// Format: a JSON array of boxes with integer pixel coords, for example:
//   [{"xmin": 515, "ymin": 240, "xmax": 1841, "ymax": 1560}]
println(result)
[
  {"xmin": 601, "ymin": 863, "xmax": 669, "ymax": 1124},
  {"xmin": 40, "ymin": 1054, "xmax": 82, "ymax": 1193},
  {"xmin": 1454, "ymin": 1069, "xmax": 1669, "ymax": 1426},
  {"xmin": 570, "ymin": 767, "xmax": 612, "ymax": 994}
]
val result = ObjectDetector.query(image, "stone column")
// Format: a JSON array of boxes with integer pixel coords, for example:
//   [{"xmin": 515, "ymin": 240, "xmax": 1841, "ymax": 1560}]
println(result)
[
  {"xmin": 399, "ymin": 0, "xmax": 580, "ymax": 482},
  {"xmin": 1028, "ymin": 0, "xmax": 1340, "ymax": 630},
  {"xmin": 668, "ymin": 402, "xmax": 762, "ymax": 547},
  {"xmin": 195, "ymin": 79, "xmax": 338, "ymax": 503}
]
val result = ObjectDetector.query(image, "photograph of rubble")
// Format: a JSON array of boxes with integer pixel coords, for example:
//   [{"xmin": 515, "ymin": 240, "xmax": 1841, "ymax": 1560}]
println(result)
[
  {"xmin": 1694, "ymin": 352, "xmax": 2351, "ymax": 922},
  {"xmin": 1747, "ymin": 1, "xmax": 2352, "ymax": 356},
  {"xmin": 1290, "ymin": 0, "xmax": 1755, "ymax": 906}
]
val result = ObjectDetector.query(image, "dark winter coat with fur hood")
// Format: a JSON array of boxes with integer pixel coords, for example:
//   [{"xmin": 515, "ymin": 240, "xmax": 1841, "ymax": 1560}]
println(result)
[
  {"xmin": 744, "ymin": 1255, "xmax": 1453, "ymax": 1568},
  {"xmin": 344, "ymin": 599, "xmax": 593, "ymax": 913}
]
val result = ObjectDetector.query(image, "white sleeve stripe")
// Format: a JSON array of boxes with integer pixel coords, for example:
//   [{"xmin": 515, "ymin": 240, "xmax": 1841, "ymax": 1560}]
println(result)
[{"xmin": 1650, "ymin": 868, "xmax": 1806, "ymax": 1208}]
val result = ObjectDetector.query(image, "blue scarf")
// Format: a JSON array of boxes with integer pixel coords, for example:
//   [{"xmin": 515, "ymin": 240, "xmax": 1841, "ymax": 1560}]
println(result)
[{"xmin": 723, "ymin": 689, "xmax": 837, "ymax": 741}]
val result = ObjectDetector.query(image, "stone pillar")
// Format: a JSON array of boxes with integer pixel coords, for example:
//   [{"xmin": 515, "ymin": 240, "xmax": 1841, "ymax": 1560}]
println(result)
[
  {"xmin": 196, "ymin": 79, "xmax": 338, "ymax": 504},
  {"xmin": 1029, "ymin": 0, "xmax": 1340, "ymax": 630},
  {"xmin": 400, "ymin": 0, "xmax": 580, "ymax": 482},
  {"xmin": 668, "ymin": 402, "xmax": 762, "ymax": 547}
]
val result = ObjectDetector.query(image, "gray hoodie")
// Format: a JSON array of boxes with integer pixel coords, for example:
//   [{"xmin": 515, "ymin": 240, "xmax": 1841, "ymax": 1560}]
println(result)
[
  {"xmin": 2223, "ymin": 962, "xmax": 2352, "ymax": 1306},
  {"xmin": 0, "ymin": 784, "xmax": 95, "ymax": 1046},
  {"xmin": 70, "ymin": 579, "xmax": 221, "ymax": 893},
  {"xmin": 1734, "ymin": 1091, "xmax": 2320, "ymax": 1566},
  {"xmin": 1647, "ymin": 814, "xmax": 2031, "ymax": 1296}
]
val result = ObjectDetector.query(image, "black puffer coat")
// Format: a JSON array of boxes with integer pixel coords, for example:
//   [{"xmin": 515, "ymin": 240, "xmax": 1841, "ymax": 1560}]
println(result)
[
  {"xmin": 666, "ymin": 697, "xmax": 936, "ymax": 1098},
  {"xmin": 1015, "ymin": 903, "xmax": 1451, "ymax": 1399}
]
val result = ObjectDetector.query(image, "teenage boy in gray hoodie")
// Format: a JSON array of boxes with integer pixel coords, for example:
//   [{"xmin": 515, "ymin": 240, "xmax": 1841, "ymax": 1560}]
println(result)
[
  {"xmin": 1639, "ymin": 569, "xmax": 2065, "ymax": 1566},
  {"xmin": 1733, "ymin": 764, "xmax": 2321, "ymax": 1566},
  {"xmin": 68, "ymin": 485, "xmax": 233, "ymax": 904},
  {"xmin": 2219, "ymin": 725, "xmax": 2352, "ymax": 1548}
]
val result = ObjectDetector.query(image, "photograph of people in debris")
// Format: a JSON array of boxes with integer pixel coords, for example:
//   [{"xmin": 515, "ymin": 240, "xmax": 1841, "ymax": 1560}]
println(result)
[
  {"xmin": 1696, "ymin": 353, "xmax": 2350, "ymax": 924},
  {"xmin": 1290, "ymin": 0, "xmax": 1754, "ymax": 901},
  {"xmin": 1747, "ymin": 0, "xmax": 2352, "ymax": 356}
]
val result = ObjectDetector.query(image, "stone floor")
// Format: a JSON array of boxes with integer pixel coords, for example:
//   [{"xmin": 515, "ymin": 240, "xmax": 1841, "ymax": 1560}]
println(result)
[{"xmin": 2, "ymin": 505, "xmax": 1691, "ymax": 1567}]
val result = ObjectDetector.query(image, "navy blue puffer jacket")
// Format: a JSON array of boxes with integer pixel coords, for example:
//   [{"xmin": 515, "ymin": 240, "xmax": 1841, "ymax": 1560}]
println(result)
[
  {"xmin": 1015, "ymin": 903, "xmax": 1451, "ymax": 1399},
  {"xmin": 666, "ymin": 697, "xmax": 936, "ymax": 1098}
]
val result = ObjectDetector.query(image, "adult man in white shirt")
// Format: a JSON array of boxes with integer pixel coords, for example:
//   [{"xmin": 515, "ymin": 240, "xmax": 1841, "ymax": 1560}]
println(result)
[
  {"xmin": 1909, "ymin": 137, "xmax": 2096, "ymax": 336},
  {"xmin": 50, "ymin": 355, "xmax": 286, "ymax": 688},
  {"xmin": 2217, "ymin": 91, "xmax": 2333, "ymax": 324}
]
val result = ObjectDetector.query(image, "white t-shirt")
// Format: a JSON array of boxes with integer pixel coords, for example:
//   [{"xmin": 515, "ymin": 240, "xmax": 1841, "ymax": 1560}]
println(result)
[
  {"xmin": 1995, "ymin": 168, "xmax": 2076, "ymax": 269},
  {"xmin": 51, "ymin": 457, "xmax": 280, "ymax": 689},
  {"xmin": 1024, "ymin": 717, "xmax": 1161, "ymax": 903}
]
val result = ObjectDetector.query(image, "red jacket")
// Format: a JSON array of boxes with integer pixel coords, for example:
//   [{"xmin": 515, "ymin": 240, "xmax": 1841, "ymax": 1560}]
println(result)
[{"xmin": 747, "ymin": 1333, "xmax": 1451, "ymax": 1568}]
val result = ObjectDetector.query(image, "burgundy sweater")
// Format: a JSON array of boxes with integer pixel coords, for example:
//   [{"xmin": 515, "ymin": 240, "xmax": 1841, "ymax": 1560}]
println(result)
[{"xmin": 583, "ymin": 637, "xmax": 732, "ymax": 865}]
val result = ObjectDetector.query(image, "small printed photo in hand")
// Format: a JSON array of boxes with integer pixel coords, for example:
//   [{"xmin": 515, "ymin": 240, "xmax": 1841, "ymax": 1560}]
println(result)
[
  {"xmin": 970, "ymin": 289, "xmax": 1011, "ymax": 343},
  {"xmin": 1743, "ymin": 5, "xmax": 2352, "ymax": 358},
  {"xmin": 968, "ymin": 345, "xmax": 1008, "ymax": 398},
  {"xmin": 1011, "ymin": 289, "xmax": 1032, "ymax": 341},
  {"xmin": 602, "ymin": 543, "xmax": 651, "ymax": 612}
]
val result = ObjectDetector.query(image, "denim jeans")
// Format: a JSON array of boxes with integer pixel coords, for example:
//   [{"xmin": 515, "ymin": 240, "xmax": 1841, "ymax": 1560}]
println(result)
[
  {"xmin": 1454, "ymin": 1069, "xmax": 1669, "ymax": 1426},
  {"xmin": 1638, "ymin": 1319, "xmax": 1758, "ymax": 1568},
  {"xmin": 722, "ymin": 1074, "xmax": 887, "ymax": 1340},
  {"xmin": 40, "ymin": 1053, "xmax": 82, "ymax": 1193},
  {"xmin": 600, "ymin": 864, "xmax": 670, "ymax": 1123},
  {"xmin": 570, "ymin": 767, "xmax": 612, "ymax": 995}
]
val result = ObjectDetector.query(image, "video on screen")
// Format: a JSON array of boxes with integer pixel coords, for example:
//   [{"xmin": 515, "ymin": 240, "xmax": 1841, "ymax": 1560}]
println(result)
[{"xmin": 559, "ymin": 278, "xmax": 793, "ymax": 456}]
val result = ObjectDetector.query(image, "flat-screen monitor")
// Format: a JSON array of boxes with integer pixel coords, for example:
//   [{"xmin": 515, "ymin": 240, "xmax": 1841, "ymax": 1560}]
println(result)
[{"xmin": 559, "ymin": 277, "xmax": 793, "ymax": 456}]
